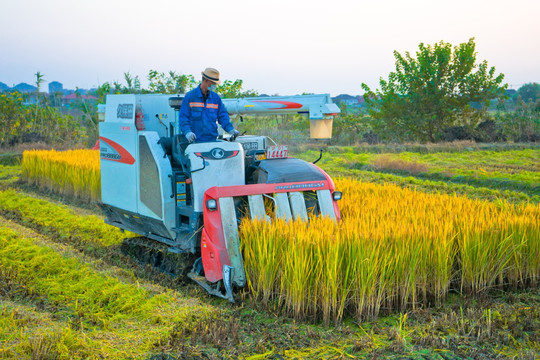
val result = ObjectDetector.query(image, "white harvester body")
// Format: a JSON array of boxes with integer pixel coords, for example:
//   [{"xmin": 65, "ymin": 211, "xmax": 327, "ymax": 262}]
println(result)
[{"xmin": 98, "ymin": 93, "xmax": 342, "ymax": 301}]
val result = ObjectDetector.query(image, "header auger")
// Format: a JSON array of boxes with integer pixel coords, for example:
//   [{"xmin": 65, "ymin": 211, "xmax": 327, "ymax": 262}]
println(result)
[{"xmin": 98, "ymin": 93, "xmax": 341, "ymax": 301}]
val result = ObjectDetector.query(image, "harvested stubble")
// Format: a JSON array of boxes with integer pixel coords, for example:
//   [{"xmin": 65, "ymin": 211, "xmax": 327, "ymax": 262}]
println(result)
[
  {"xmin": 240, "ymin": 179, "xmax": 540, "ymax": 325},
  {"xmin": 21, "ymin": 149, "xmax": 100, "ymax": 201}
]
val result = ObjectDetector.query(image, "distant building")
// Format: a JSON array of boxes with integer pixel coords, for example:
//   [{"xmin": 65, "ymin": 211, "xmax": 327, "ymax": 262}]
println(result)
[
  {"xmin": 332, "ymin": 94, "xmax": 366, "ymax": 107},
  {"xmin": 62, "ymin": 93, "xmax": 98, "ymax": 106},
  {"xmin": 12, "ymin": 83, "xmax": 37, "ymax": 93},
  {"xmin": 333, "ymin": 94, "xmax": 356, "ymax": 105},
  {"xmin": 49, "ymin": 81, "xmax": 63, "ymax": 94},
  {"xmin": 0, "ymin": 82, "xmax": 10, "ymax": 92}
]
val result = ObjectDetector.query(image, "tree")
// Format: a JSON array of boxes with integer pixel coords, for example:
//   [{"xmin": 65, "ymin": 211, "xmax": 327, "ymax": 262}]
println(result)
[
  {"xmin": 123, "ymin": 72, "xmax": 141, "ymax": 93},
  {"xmin": 35, "ymin": 71, "xmax": 45, "ymax": 93},
  {"xmin": 94, "ymin": 71, "xmax": 258, "ymax": 100},
  {"xmin": 216, "ymin": 79, "xmax": 258, "ymax": 99},
  {"xmin": 517, "ymin": 82, "xmax": 539, "ymax": 103},
  {"xmin": 95, "ymin": 82, "xmax": 112, "ymax": 103},
  {"xmin": 34, "ymin": 71, "xmax": 46, "ymax": 129},
  {"xmin": 147, "ymin": 70, "xmax": 196, "ymax": 94},
  {"xmin": 362, "ymin": 38, "xmax": 506, "ymax": 142}
]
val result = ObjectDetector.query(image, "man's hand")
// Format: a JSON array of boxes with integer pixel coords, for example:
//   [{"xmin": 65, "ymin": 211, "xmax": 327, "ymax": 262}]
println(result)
[
  {"xmin": 185, "ymin": 132, "xmax": 196, "ymax": 143},
  {"xmin": 229, "ymin": 129, "xmax": 240, "ymax": 141}
]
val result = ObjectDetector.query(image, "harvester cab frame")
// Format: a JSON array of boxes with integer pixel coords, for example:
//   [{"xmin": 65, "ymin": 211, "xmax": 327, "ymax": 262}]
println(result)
[{"xmin": 98, "ymin": 93, "xmax": 341, "ymax": 302}]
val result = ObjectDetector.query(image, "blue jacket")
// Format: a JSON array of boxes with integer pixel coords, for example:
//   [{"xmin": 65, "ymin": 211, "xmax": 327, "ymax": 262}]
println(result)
[{"xmin": 178, "ymin": 86, "xmax": 234, "ymax": 142}]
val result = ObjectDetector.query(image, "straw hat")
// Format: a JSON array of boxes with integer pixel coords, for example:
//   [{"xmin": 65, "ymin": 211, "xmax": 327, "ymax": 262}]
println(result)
[{"xmin": 202, "ymin": 67, "xmax": 220, "ymax": 84}]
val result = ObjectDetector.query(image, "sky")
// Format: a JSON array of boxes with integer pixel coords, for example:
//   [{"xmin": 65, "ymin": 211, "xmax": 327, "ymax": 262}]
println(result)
[{"xmin": 0, "ymin": 0, "xmax": 539, "ymax": 96}]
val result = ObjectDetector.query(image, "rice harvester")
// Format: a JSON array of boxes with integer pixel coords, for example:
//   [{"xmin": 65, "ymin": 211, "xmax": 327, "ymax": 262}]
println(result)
[{"xmin": 98, "ymin": 93, "xmax": 342, "ymax": 302}]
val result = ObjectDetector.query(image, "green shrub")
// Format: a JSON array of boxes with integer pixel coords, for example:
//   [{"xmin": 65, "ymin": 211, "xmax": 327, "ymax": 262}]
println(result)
[{"xmin": 0, "ymin": 92, "xmax": 90, "ymax": 148}]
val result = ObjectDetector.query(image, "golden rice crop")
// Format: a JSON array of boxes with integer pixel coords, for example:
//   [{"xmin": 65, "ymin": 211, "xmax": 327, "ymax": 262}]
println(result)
[
  {"xmin": 21, "ymin": 149, "xmax": 100, "ymax": 201},
  {"xmin": 241, "ymin": 178, "xmax": 540, "ymax": 325},
  {"xmin": 19, "ymin": 150, "xmax": 539, "ymax": 325}
]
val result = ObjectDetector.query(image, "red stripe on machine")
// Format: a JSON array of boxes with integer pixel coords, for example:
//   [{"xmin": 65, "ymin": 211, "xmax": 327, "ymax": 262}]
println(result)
[
  {"xmin": 252, "ymin": 100, "xmax": 303, "ymax": 110},
  {"xmin": 99, "ymin": 137, "xmax": 136, "ymax": 165}
]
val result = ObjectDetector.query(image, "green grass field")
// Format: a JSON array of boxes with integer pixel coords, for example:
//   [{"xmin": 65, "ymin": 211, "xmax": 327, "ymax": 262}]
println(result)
[
  {"xmin": 294, "ymin": 147, "xmax": 540, "ymax": 204},
  {"xmin": 0, "ymin": 145, "xmax": 538, "ymax": 359}
]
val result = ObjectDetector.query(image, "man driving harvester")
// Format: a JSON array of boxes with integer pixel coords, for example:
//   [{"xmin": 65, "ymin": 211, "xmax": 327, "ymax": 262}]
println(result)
[{"xmin": 179, "ymin": 67, "xmax": 240, "ymax": 143}]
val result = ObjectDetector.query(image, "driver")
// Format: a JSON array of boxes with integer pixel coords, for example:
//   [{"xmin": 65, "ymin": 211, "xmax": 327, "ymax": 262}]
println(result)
[{"xmin": 178, "ymin": 67, "xmax": 240, "ymax": 143}]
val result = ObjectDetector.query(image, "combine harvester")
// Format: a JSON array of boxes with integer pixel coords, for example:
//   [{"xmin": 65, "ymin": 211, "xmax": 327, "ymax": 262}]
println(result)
[{"xmin": 98, "ymin": 93, "xmax": 342, "ymax": 301}]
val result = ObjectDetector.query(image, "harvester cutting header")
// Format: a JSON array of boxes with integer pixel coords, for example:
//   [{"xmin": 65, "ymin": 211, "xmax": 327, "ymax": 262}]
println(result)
[{"xmin": 98, "ymin": 71, "xmax": 342, "ymax": 301}]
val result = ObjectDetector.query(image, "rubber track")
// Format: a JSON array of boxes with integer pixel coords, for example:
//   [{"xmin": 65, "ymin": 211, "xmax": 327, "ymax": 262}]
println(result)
[{"xmin": 120, "ymin": 237, "xmax": 196, "ymax": 278}]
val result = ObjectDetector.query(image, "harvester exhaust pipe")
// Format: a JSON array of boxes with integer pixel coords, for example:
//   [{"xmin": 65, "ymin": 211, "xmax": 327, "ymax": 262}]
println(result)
[{"xmin": 313, "ymin": 149, "xmax": 324, "ymax": 164}]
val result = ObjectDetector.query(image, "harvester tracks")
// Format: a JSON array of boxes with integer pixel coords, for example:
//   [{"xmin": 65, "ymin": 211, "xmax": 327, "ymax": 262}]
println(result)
[{"xmin": 120, "ymin": 236, "xmax": 196, "ymax": 278}]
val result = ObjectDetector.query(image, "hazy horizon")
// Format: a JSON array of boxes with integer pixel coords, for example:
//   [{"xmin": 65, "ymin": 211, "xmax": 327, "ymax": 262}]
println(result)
[{"xmin": 1, "ymin": 0, "xmax": 539, "ymax": 96}]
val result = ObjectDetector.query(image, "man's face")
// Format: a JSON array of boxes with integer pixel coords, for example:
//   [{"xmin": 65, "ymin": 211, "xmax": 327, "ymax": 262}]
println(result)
[{"xmin": 201, "ymin": 78, "xmax": 218, "ymax": 94}]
